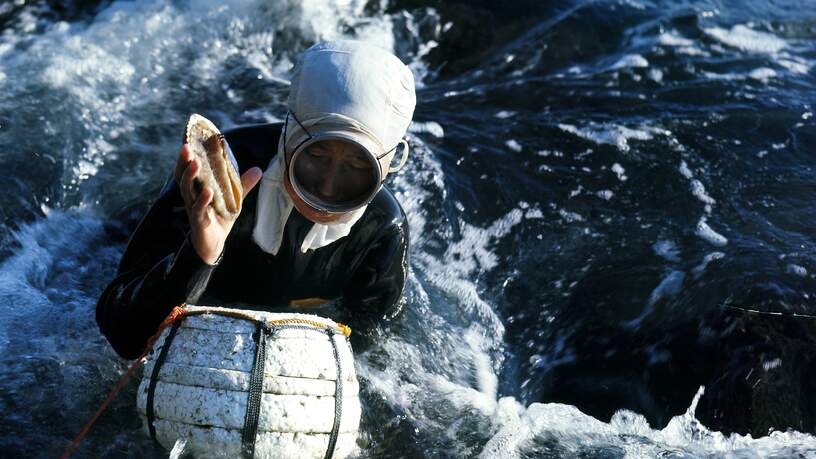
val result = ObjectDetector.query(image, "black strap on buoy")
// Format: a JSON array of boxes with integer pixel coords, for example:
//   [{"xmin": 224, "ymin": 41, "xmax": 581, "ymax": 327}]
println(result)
[
  {"xmin": 324, "ymin": 328, "xmax": 343, "ymax": 459},
  {"xmin": 237, "ymin": 321, "xmax": 346, "ymax": 459},
  {"xmin": 147, "ymin": 320, "xmax": 183, "ymax": 444},
  {"xmin": 242, "ymin": 323, "xmax": 273, "ymax": 459}
]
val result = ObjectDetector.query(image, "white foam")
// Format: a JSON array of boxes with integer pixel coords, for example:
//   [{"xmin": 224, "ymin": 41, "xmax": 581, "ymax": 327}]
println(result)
[
  {"xmin": 787, "ymin": 264, "xmax": 808, "ymax": 278},
  {"xmin": 678, "ymin": 160, "xmax": 693, "ymax": 179},
  {"xmin": 704, "ymin": 25, "xmax": 787, "ymax": 54},
  {"xmin": 763, "ymin": 358, "xmax": 783, "ymax": 371},
  {"xmin": 610, "ymin": 54, "xmax": 649, "ymax": 70},
  {"xmin": 703, "ymin": 67, "xmax": 777, "ymax": 83},
  {"xmin": 558, "ymin": 209, "xmax": 584, "ymax": 223},
  {"xmin": 388, "ymin": 8, "xmax": 443, "ymax": 87},
  {"xmin": 596, "ymin": 190, "xmax": 614, "ymax": 200},
  {"xmin": 559, "ymin": 123, "xmax": 665, "ymax": 152},
  {"xmin": 505, "ymin": 139, "xmax": 523, "ymax": 152},
  {"xmin": 392, "ymin": 136, "xmax": 522, "ymax": 340},
  {"xmin": 679, "ymin": 162, "xmax": 716, "ymax": 214},
  {"xmin": 409, "ymin": 121, "xmax": 445, "ymax": 138},
  {"xmin": 653, "ymin": 240, "xmax": 680, "ymax": 262},
  {"xmin": 777, "ymin": 54, "xmax": 811, "ymax": 74},
  {"xmin": 690, "ymin": 179, "xmax": 716, "ymax": 206},
  {"xmin": 481, "ymin": 385, "xmax": 816, "ymax": 458},
  {"xmin": 611, "ymin": 163, "xmax": 628, "ymax": 181},
  {"xmin": 701, "ymin": 71, "xmax": 740, "ymax": 81},
  {"xmin": 360, "ymin": 138, "xmax": 567, "ymax": 457},
  {"xmin": 695, "ymin": 216, "xmax": 728, "ymax": 247},
  {"xmin": 658, "ymin": 31, "xmax": 694, "ymax": 47},
  {"xmin": 749, "ymin": 67, "xmax": 777, "ymax": 82},
  {"xmin": 692, "ymin": 252, "xmax": 725, "ymax": 278},
  {"xmin": 657, "ymin": 31, "xmax": 712, "ymax": 56},
  {"xmin": 677, "ymin": 46, "xmax": 711, "ymax": 57},
  {"xmin": 648, "ymin": 270, "xmax": 685, "ymax": 306}
]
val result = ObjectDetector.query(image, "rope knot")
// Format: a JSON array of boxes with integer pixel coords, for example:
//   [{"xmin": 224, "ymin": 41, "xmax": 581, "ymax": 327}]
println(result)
[
  {"xmin": 161, "ymin": 305, "xmax": 187, "ymax": 327},
  {"xmin": 337, "ymin": 323, "xmax": 351, "ymax": 337}
]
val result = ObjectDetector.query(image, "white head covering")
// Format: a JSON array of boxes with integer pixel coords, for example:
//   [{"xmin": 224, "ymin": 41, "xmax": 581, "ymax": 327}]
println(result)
[{"xmin": 253, "ymin": 40, "xmax": 416, "ymax": 255}]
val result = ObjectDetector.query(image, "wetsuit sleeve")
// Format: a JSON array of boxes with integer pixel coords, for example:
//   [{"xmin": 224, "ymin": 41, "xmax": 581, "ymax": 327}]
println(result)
[
  {"xmin": 341, "ymin": 220, "xmax": 409, "ymax": 325},
  {"xmin": 95, "ymin": 176, "xmax": 216, "ymax": 359}
]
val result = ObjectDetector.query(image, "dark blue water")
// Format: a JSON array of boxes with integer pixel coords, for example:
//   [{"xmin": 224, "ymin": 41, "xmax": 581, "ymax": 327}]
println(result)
[{"xmin": 1, "ymin": 0, "xmax": 815, "ymax": 457}]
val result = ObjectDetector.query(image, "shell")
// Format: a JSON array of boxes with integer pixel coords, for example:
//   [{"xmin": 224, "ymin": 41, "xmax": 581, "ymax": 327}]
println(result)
[{"xmin": 184, "ymin": 114, "xmax": 243, "ymax": 219}]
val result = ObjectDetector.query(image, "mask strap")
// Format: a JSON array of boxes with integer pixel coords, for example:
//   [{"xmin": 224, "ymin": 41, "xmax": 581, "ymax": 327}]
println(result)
[
  {"xmin": 388, "ymin": 139, "xmax": 410, "ymax": 173},
  {"xmin": 282, "ymin": 110, "xmax": 313, "ymax": 172}
]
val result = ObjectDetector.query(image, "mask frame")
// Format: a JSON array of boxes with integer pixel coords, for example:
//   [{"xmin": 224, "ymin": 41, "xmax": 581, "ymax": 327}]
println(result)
[{"xmin": 282, "ymin": 111, "xmax": 407, "ymax": 214}]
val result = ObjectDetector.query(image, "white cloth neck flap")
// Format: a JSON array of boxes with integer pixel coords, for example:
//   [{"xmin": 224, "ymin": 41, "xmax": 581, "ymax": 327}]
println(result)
[{"xmin": 252, "ymin": 153, "xmax": 366, "ymax": 255}]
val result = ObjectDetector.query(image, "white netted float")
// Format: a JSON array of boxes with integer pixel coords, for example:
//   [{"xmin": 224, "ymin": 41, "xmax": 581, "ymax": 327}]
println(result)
[{"xmin": 136, "ymin": 305, "xmax": 360, "ymax": 459}]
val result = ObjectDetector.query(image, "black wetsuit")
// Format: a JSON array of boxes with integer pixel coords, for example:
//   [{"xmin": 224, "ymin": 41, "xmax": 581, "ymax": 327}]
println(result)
[{"xmin": 96, "ymin": 123, "xmax": 409, "ymax": 359}]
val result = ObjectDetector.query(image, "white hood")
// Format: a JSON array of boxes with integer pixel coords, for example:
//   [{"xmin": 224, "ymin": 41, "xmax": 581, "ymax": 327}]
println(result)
[{"xmin": 253, "ymin": 40, "xmax": 416, "ymax": 255}]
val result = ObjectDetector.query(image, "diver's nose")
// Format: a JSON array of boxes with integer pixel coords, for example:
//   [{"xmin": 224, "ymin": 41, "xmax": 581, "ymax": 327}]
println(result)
[{"xmin": 317, "ymin": 159, "xmax": 339, "ymax": 200}]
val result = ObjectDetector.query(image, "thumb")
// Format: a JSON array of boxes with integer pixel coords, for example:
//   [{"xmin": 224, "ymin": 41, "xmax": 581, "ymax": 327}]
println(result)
[{"xmin": 241, "ymin": 167, "xmax": 263, "ymax": 197}]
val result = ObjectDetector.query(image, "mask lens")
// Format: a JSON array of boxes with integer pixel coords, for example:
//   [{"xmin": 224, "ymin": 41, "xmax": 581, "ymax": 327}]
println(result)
[{"xmin": 291, "ymin": 139, "xmax": 378, "ymax": 212}]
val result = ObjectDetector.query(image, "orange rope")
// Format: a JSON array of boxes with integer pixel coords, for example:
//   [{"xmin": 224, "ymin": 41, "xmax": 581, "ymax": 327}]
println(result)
[{"xmin": 60, "ymin": 305, "xmax": 187, "ymax": 459}]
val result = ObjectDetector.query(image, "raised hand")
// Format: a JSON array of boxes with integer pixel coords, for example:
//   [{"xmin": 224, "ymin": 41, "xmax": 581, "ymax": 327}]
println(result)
[{"xmin": 174, "ymin": 144, "xmax": 262, "ymax": 264}]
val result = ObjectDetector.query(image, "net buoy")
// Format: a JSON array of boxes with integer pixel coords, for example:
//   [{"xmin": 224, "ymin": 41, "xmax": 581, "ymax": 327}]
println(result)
[{"xmin": 136, "ymin": 305, "xmax": 360, "ymax": 459}]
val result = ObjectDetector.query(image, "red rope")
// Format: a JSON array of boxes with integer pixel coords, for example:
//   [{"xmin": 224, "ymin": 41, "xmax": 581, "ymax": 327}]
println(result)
[{"xmin": 60, "ymin": 306, "xmax": 187, "ymax": 459}]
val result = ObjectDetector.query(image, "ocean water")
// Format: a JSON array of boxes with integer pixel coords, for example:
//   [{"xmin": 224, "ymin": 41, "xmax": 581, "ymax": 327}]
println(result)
[{"xmin": 1, "ymin": 0, "xmax": 815, "ymax": 457}]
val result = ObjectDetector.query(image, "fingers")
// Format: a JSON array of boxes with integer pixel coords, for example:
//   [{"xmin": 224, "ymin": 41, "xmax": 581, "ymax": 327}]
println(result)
[
  {"xmin": 181, "ymin": 157, "xmax": 199, "ymax": 209},
  {"xmin": 174, "ymin": 144, "xmax": 193, "ymax": 184},
  {"xmin": 240, "ymin": 167, "xmax": 263, "ymax": 198},
  {"xmin": 191, "ymin": 186, "xmax": 214, "ymax": 225}
]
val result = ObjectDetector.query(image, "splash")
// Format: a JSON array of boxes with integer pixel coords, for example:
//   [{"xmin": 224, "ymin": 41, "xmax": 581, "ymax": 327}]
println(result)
[
  {"xmin": 0, "ymin": 209, "xmax": 131, "ymax": 456},
  {"xmin": 357, "ymin": 134, "xmax": 528, "ymax": 455},
  {"xmin": 478, "ymin": 386, "xmax": 816, "ymax": 458},
  {"xmin": 0, "ymin": 0, "xmax": 430, "ymax": 208}
]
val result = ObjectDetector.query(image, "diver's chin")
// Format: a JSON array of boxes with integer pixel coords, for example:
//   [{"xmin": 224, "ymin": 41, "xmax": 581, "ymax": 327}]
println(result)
[
  {"xmin": 284, "ymin": 176, "xmax": 344, "ymax": 224},
  {"xmin": 297, "ymin": 204, "xmax": 344, "ymax": 224}
]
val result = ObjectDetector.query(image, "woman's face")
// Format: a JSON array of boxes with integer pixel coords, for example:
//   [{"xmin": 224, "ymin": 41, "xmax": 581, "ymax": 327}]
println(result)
[
  {"xmin": 292, "ymin": 139, "xmax": 377, "ymax": 207},
  {"xmin": 286, "ymin": 139, "xmax": 377, "ymax": 223}
]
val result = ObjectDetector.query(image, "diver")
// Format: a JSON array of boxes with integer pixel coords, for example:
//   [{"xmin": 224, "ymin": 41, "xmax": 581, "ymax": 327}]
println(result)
[{"xmin": 96, "ymin": 40, "xmax": 417, "ymax": 359}]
